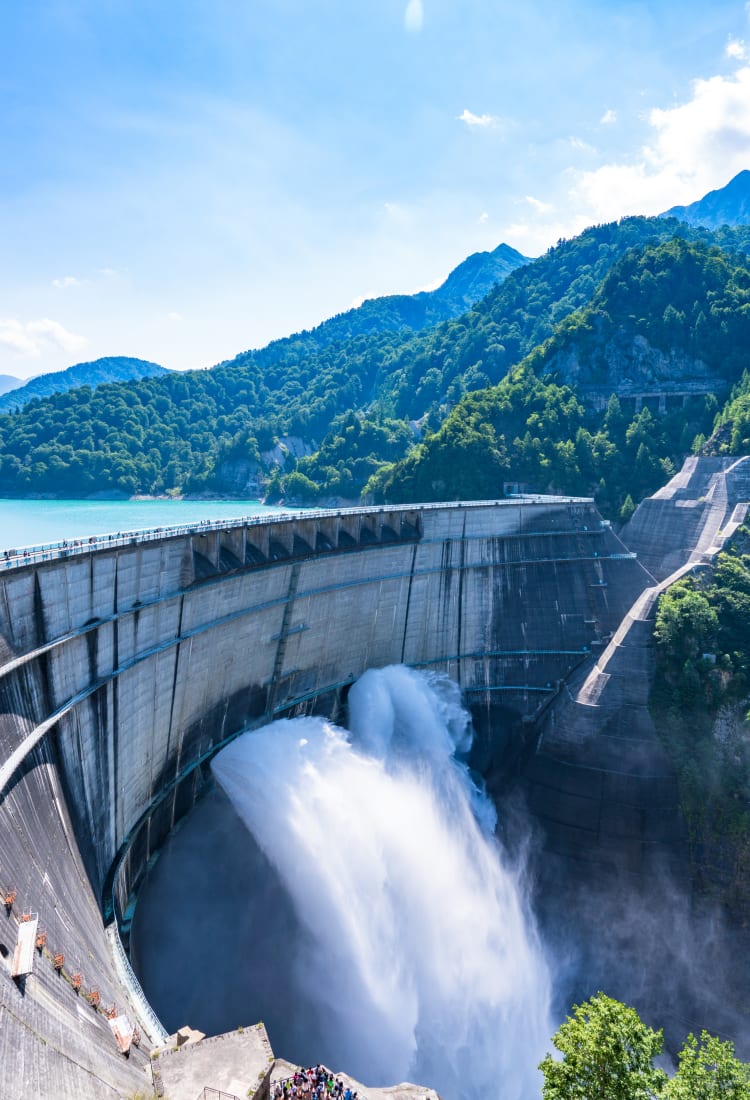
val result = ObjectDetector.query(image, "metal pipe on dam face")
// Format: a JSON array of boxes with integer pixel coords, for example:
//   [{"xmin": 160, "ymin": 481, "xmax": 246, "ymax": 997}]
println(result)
[{"xmin": 0, "ymin": 498, "xmax": 653, "ymax": 1099}]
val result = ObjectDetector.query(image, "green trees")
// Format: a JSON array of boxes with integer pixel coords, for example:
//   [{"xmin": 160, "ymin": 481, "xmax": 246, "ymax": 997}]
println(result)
[
  {"xmin": 283, "ymin": 414, "xmax": 414, "ymax": 501},
  {"xmin": 665, "ymin": 1032, "xmax": 750, "ymax": 1099},
  {"xmin": 365, "ymin": 363, "xmax": 715, "ymax": 511},
  {"xmin": 710, "ymin": 371, "xmax": 750, "ymax": 454},
  {"xmin": 654, "ymin": 579, "xmax": 719, "ymax": 661},
  {"xmin": 539, "ymin": 993, "xmax": 667, "ymax": 1100},
  {"xmin": 653, "ymin": 533, "xmax": 750, "ymax": 696},
  {"xmin": 620, "ymin": 493, "xmax": 636, "ymax": 523},
  {"xmin": 2, "ymin": 216, "xmax": 750, "ymax": 499},
  {"xmin": 539, "ymin": 995, "xmax": 750, "ymax": 1100},
  {"xmin": 651, "ymin": 530, "xmax": 750, "ymax": 918}
]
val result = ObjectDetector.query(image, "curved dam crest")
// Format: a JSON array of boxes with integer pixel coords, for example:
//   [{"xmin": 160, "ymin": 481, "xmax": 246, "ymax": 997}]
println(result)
[{"xmin": 1, "ymin": 469, "xmax": 744, "ymax": 1100}]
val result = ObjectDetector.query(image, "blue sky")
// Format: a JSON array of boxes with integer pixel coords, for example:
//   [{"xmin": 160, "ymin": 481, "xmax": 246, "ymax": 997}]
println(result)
[{"xmin": 2, "ymin": 0, "xmax": 750, "ymax": 378}]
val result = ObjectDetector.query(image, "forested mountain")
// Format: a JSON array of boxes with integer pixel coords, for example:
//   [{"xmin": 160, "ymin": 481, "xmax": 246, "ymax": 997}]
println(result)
[
  {"xmin": 706, "ymin": 370, "xmax": 750, "ymax": 454},
  {"xmin": 271, "ymin": 221, "xmax": 750, "ymax": 506},
  {"xmin": 216, "ymin": 241, "xmax": 528, "ymax": 376},
  {"xmin": 367, "ymin": 235, "xmax": 750, "ymax": 510},
  {"xmin": 0, "ymin": 356, "xmax": 167, "ymax": 415},
  {"xmin": 2, "ymin": 214, "xmax": 750, "ymax": 510},
  {"xmin": 662, "ymin": 169, "xmax": 750, "ymax": 230},
  {"xmin": 423, "ymin": 242, "xmax": 530, "ymax": 310}
]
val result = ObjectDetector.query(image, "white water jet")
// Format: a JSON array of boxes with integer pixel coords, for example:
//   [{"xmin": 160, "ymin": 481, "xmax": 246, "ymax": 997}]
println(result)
[{"xmin": 212, "ymin": 665, "xmax": 551, "ymax": 1099}]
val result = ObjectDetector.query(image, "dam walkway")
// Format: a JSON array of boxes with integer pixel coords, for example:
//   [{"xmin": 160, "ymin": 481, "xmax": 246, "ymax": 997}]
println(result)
[{"xmin": 0, "ymin": 495, "xmax": 586, "ymax": 571}]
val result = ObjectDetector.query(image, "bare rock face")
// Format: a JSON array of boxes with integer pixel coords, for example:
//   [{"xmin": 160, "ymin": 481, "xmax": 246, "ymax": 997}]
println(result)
[
  {"xmin": 214, "ymin": 457, "xmax": 263, "ymax": 494},
  {"xmin": 711, "ymin": 701, "xmax": 749, "ymax": 746},
  {"xmin": 546, "ymin": 329, "xmax": 719, "ymax": 399}
]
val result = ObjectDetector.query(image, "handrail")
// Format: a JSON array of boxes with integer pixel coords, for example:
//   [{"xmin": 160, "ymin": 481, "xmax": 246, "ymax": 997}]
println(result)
[
  {"xmin": 105, "ymin": 922, "xmax": 168, "ymax": 1045},
  {"xmin": 0, "ymin": 495, "xmax": 593, "ymax": 572}
]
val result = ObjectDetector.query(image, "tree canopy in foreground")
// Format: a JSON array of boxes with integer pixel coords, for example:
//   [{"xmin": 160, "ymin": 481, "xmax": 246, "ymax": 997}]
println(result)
[
  {"xmin": 540, "ymin": 993, "xmax": 667, "ymax": 1100},
  {"xmin": 539, "ymin": 993, "xmax": 750, "ymax": 1100}
]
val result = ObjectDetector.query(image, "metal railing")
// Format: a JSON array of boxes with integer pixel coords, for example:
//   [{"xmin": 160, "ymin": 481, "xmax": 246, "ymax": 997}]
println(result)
[
  {"xmin": 0, "ymin": 495, "xmax": 593, "ymax": 573},
  {"xmin": 0, "ymin": 514, "xmax": 295, "ymax": 571},
  {"xmin": 105, "ymin": 922, "xmax": 168, "ymax": 1045}
]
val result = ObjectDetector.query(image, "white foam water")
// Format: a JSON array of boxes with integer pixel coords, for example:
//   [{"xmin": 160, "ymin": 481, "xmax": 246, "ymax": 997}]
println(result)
[{"xmin": 212, "ymin": 665, "xmax": 551, "ymax": 1099}]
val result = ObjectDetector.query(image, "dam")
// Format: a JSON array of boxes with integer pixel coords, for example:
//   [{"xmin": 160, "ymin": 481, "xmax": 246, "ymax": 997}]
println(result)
[{"xmin": 0, "ymin": 469, "xmax": 746, "ymax": 1099}]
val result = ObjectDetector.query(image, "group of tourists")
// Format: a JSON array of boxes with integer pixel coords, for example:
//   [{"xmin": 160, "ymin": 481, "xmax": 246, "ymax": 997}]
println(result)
[{"xmin": 275, "ymin": 1064, "xmax": 362, "ymax": 1100}]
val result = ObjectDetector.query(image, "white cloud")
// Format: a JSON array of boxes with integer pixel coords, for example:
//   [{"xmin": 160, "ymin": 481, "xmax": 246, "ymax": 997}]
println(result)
[
  {"xmin": 569, "ymin": 137, "xmax": 596, "ymax": 153},
  {"xmin": 52, "ymin": 275, "xmax": 81, "ymax": 289},
  {"xmin": 574, "ymin": 63, "xmax": 750, "ymax": 223},
  {"xmin": 479, "ymin": 211, "xmax": 489, "ymax": 223},
  {"xmin": 499, "ymin": 196, "xmax": 574, "ymax": 253},
  {"xmin": 404, "ymin": 0, "xmax": 423, "ymax": 32},
  {"xmin": 726, "ymin": 38, "xmax": 746, "ymax": 60},
  {"xmin": 600, "ymin": 108, "xmax": 617, "ymax": 125},
  {"xmin": 0, "ymin": 318, "xmax": 88, "ymax": 359},
  {"xmin": 501, "ymin": 213, "xmax": 591, "ymax": 256},
  {"xmin": 411, "ymin": 275, "xmax": 443, "ymax": 294},
  {"xmin": 458, "ymin": 108, "xmax": 499, "ymax": 128},
  {"xmin": 525, "ymin": 195, "xmax": 554, "ymax": 214},
  {"xmin": 167, "ymin": 311, "xmax": 183, "ymax": 322}
]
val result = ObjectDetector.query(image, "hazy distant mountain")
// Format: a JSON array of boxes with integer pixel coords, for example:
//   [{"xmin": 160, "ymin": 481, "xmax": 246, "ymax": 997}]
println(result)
[
  {"xmin": 0, "ymin": 374, "xmax": 21, "ymax": 397},
  {"xmin": 0, "ymin": 356, "xmax": 168, "ymax": 414},
  {"xmin": 428, "ymin": 242, "xmax": 528, "ymax": 311},
  {"xmin": 661, "ymin": 170, "xmax": 750, "ymax": 229}
]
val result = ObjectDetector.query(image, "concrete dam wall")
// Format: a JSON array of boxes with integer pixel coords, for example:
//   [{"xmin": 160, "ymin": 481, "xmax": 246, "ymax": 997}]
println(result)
[{"xmin": 0, "ymin": 497, "xmax": 654, "ymax": 1099}]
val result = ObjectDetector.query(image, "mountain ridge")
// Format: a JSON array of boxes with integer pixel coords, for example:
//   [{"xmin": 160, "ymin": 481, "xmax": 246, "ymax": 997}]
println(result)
[
  {"xmin": 2, "ymin": 215, "xmax": 748, "ymax": 506},
  {"xmin": 661, "ymin": 169, "xmax": 750, "ymax": 229},
  {"xmin": 0, "ymin": 356, "xmax": 168, "ymax": 414},
  {"xmin": 367, "ymin": 233, "xmax": 750, "ymax": 510},
  {"xmin": 216, "ymin": 241, "xmax": 528, "ymax": 375},
  {"xmin": 3, "ymin": 178, "xmax": 750, "ymax": 509},
  {"xmin": 426, "ymin": 242, "xmax": 529, "ymax": 310}
]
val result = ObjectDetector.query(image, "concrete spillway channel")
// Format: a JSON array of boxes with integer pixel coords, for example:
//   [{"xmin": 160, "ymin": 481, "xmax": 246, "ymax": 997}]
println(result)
[
  {"xmin": 526, "ymin": 457, "xmax": 750, "ymax": 880},
  {"xmin": 0, "ymin": 496, "xmax": 656, "ymax": 1099}
]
